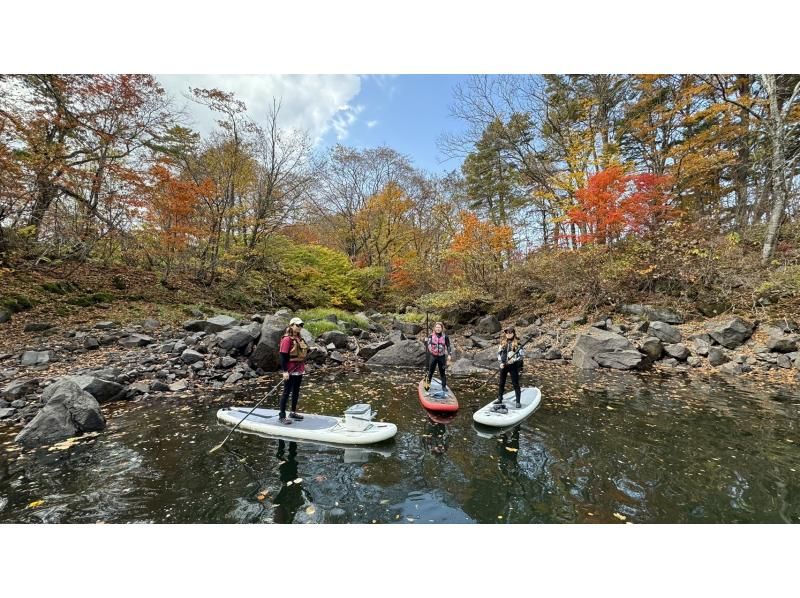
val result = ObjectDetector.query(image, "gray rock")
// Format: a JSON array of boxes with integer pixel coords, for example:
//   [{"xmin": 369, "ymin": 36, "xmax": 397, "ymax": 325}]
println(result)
[
  {"xmin": 151, "ymin": 380, "xmax": 170, "ymax": 392},
  {"xmin": 0, "ymin": 310, "xmax": 11, "ymax": 324},
  {"xmin": 590, "ymin": 320, "xmax": 607, "ymax": 330},
  {"xmin": 356, "ymin": 341, "xmax": 393, "ymax": 361},
  {"xmin": 594, "ymin": 350, "xmax": 644, "ymax": 370},
  {"xmin": 561, "ymin": 315, "xmax": 587, "ymax": 329},
  {"xmin": 638, "ymin": 337, "xmax": 664, "ymax": 361},
  {"xmin": 475, "ymin": 315, "xmax": 501, "ymax": 335},
  {"xmin": 24, "ymin": 322, "xmax": 54, "ymax": 332},
  {"xmin": 450, "ymin": 358, "xmax": 491, "ymax": 376},
  {"xmin": 173, "ymin": 340, "xmax": 188, "ymax": 354},
  {"xmin": 168, "ymin": 380, "xmax": 188, "ymax": 392},
  {"xmin": 142, "ymin": 318, "xmax": 160, "ymax": 330},
  {"xmin": 708, "ymin": 347, "xmax": 729, "ymax": 367},
  {"xmin": 708, "ymin": 317, "xmax": 754, "ymax": 349},
  {"xmin": 191, "ymin": 361, "xmax": 205, "ymax": 371},
  {"xmin": 776, "ymin": 354, "xmax": 793, "ymax": 369},
  {"xmin": 99, "ymin": 334, "xmax": 119, "ymax": 346},
  {"xmin": 118, "ymin": 334, "xmax": 154, "ymax": 348},
  {"xmin": 94, "ymin": 321, "xmax": 118, "ymax": 329},
  {"xmin": 206, "ymin": 315, "xmax": 238, "ymax": 333},
  {"xmin": 129, "ymin": 381, "xmax": 151, "ymax": 394},
  {"xmin": 392, "ymin": 319, "xmax": 422, "ymax": 336},
  {"xmin": 329, "ymin": 351, "xmax": 347, "ymax": 364},
  {"xmin": 249, "ymin": 315, "xmax": 290, "ymax": 371},
  {"xmin": 21, "ymin": 350, "xmax": 52, "ymax": 366},
  {"xmin": 181, "ymin": 349, "xmax": 205, "ymax": 364},
  {"xmin": 220, "ymin": 356, "xmax": 237, "ymax": 369},
  {"xmin": 619, "ymin": 304, "xmax": 684, "ymax": 324},
  {"xmin": 88, "ymin": 368, "xmax": 122, "ymax": 382},
  {"xmin": 472, "ymin": 346, "xmax": 501, "ymax": 369},
  {"xmin": 388, "ymin": 330, "xmax": 406, "ymax": 344},
  {"xmin": 366, "ymin": 340, "xmax": 427, "ymax": 367},
  {"xmin": 10, "ymin": 399, "xmax": 25, "ymax": 408},
  {"xmin": 544, "ymin": 348, "xmax": 562, "ymax": 360},
  {"xmin": 690, "ymin": 334, "xmax": 713, "ymax": 356},
  {"xmin": 183, "ymin": 319, "xmax": 208, "ymax": 332},
  {"xmin": 719, "ymin": 362, "xmax": 750, "ymax": 375},
  {"xmin": 660, "ymin": 358, "xmax": 679, "ymax": 368},
  {"xmin": 66, "ymin": 375, "xmax": 125, "ymax": 403},
  {"xmin": 572, "ymin": 328, "xmax": 640, "ymax": 370},
  {"xmin": 664, "ymin": 343, "xmax": 690, "ymax": 361},
  {"xmin": 225, "ymin": 372, "xmax": 244, "ymax": 386},
  {"xmin": 320, "ymin": 330, "xmax": 349, "ymax": 349},
  {"xmin": 470, "ymin": 335, "xmax": 491, "ymax": 349},
  {"xmin": 2, "ymin": 378, "xmax": 40, "ymax": 399},
  {"xmin": 770, "ymin": 318, "xmax": 799, "ymax": 334},
  {"xmin": 0, "ymin": 407, "xmax": 16, "ymax": 419},
  {"xmin": 83, "ymin": 337, "xmax": 100, "ymax": 350},
  {"xmin": 648, "ymin": 321, "xmax": 682, "ymax": 344},
  {"xmin": 15, "ymin": 380, "xmax": 105, "ymax": 448},
  {"xmin": 216, "ymin": 326, "xmax": 257, "ymax": 351},
  {"xmin": 251, "ymin": 314, "xmax": 264, "ymax": 323},
  {"xmin": 766, "ymin": 335, "xmax": 799, "ymax": 353},
  {"xmin": 687, "ymin": 356, "xmax": 703, "ymax": 368}
]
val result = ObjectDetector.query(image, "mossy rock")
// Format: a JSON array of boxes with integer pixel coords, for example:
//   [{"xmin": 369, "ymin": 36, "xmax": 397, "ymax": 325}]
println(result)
[
  {"xmin": 0, "ymin": 294, "xmax": 34, "ymax": 313},
  {"xmin": 67, "ymin": 292, "xmax": 115, "ymax": 307}
]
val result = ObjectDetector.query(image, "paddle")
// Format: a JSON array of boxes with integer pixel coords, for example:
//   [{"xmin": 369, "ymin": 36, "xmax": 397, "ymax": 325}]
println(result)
[
  {"xmin": 422, "ymin": 311, "xmax": 430, "ymax": 390},
  {"xmin": 209, "ymin": 378, "xmax": 285, "ymax": 454}
]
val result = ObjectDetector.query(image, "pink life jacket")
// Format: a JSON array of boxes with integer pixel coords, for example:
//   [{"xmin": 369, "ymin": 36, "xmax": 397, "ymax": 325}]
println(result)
[{"xmin": 428, "ymin": 333, "xmax": 448, "ymax": 357}]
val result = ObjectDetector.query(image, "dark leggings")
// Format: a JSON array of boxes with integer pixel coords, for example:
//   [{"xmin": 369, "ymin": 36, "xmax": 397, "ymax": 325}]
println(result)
[
  {"xmin": 498, "ymin": 361, "xmax": 522, "ymax": 402},
  {"xmin": 279, "ymin": 375, "xmax": 303, "ymax": 417},
  {"xmin": 427, "ymin": 355, "xmax": 448, "ymax": 390}
]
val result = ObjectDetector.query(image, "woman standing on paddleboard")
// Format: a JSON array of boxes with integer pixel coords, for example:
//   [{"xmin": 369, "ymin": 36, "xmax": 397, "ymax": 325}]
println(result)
[
  {"xmin": 424, "ymin": 321, "xmax": 452, "ymax": 393},
  {"xmin": 278, "ymin": 317, "xmax": 309, "ymax": 425},
  {"xmin": 493, "ymin": 326, "xmax": 525, "ymax": 413}
]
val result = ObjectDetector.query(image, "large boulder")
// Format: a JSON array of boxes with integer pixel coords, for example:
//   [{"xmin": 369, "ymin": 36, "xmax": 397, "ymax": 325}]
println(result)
[
  {"xmin": 572, "ymin": 328, "xmax": 642, "ymax": 370},
  {"xmin": 647, "ymin": 321, "xmax": 682, "ymax": 344},
  {"xmin": 65, "ymin": 375, "xmax": 125, "ymax": 403},
  {"xmin": 391, "ymin": 319, "xmax": 422, "ymax": 336},
  {"xmin": 475, "ymin": 315, "xmax": 501, "ymax": 335},
  {"xmin": 15, "ymin": 380, "xmax": 105, "ymax": 448},
  {"xmin": 216, "ymin": 325, "xmax": 258, "ymax": 351},
  {"xmin": 619, "ymin": 304, "xmax": 684, "ymax": 324},
  {"xmin": 320, "ymin": 330, "xmax": 349, "ymax": 350},
  {"xmin": 249, "ymin": 315, "xmax": 290, "ymax": 371},
  {"xmin": 366, "ymin": 340, "xmax": 427, "ymax": 367},
  {"xmin": 356, "ymin": 340, "xmax": 393, "ymax": 361},
  {"xmin": 708, "ymin": 347, "xmax": 729, "ymax": 367},
  {"xmin": 708, "ymin": 317, "xmax": 754, "ymax": 349},
  {"xmin": 450, "ymin": 358, "xmax": 492, "ymax": 376},
  {"xmin": 664, "ymin": 343, "xmax": 690, "ymax": 361},
  {"xmin": 183, "ymin": 319, "xmax": 208, "ymax": 332},
  {"xmin": 205, "ymin": 315, "xmax": 238, "ymax": 333},
  {"xmin": 472, "ymin": 346, "xmax": 500, "ymax": 370},
  {"xmin": 181, "ymin": 349, "xmax": 205, "ymax": 364}
]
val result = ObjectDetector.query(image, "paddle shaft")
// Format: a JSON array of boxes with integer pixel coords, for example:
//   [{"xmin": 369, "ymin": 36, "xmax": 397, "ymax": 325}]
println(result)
[{"xmin": 209, "ymin": 378, "xmax": 285, "ymax": 453}]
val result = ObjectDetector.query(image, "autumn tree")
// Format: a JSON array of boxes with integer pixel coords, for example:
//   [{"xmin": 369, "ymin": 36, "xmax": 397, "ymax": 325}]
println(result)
[
  {"xmin": 447, "ymin": 211, "xmax": 514, "ymax": 292},
  {"xmin": 567, "ymin": 166, "xmax": 674, "ymax": 245}
]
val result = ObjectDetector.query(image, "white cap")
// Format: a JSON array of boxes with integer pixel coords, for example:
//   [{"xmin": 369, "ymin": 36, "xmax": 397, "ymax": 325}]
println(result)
[{"xmin": 289, "ymin": 317, "xmax": 304, "ymax": 326}]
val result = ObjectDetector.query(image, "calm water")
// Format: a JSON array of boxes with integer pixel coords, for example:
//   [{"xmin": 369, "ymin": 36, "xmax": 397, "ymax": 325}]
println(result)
[{"xmin": 1, "ymin": 364, "xmax": 799, "ymax": 523}]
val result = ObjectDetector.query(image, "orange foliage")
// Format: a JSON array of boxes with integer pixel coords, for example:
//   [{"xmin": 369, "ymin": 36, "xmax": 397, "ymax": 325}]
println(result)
[{"xmin": 567, "ymin": 166, "xmax": 673, "ymax": 244}]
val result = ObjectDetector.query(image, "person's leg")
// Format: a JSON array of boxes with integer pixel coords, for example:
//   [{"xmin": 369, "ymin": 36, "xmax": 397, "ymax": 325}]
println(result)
[
  {"xmin": 511, "ymin": 364, "xmax": 521, "ymax": 405},
  {"xmin": 437, "ymin": 356, "xmax": 447, "ymax": 391},
  {"xmin": 279, "ymin": 378, "xmax": 292, "ymax": 423},
  {"xmin": 426, "ymin": 358, "xmax": 437, "ymax": 388},
  {"xmin": 290, "ymin": 375, "xmax": 304, "ymax": 419},
  {"xmin": 496, "ymin": 367, "xmax": 508, "ymax": 403}
]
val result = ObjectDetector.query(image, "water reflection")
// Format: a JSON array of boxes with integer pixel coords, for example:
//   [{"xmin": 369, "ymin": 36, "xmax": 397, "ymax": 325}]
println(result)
[{"xmin": 0, "ymin": 362, "xmax": 798, "ymax": 523}]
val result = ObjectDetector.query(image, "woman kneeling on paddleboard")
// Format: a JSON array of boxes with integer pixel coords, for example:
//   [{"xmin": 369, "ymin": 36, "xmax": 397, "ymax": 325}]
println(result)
[
  {"xmin": 278, "ymin": 317, "xmax": 309, "ymax": 425},
  {"xmin": 493, "ymin": 326, "xmax": 525, "ymax": 413}
]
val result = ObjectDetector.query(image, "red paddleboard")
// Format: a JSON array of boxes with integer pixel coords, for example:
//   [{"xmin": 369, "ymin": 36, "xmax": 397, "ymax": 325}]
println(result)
[
  {"xmin": 418, "ymin": 377, "xmax": 458, "ymax": 413},
  {"xmin": 427, "ymin": 411, "xmax": 458, "ymax": 425}
]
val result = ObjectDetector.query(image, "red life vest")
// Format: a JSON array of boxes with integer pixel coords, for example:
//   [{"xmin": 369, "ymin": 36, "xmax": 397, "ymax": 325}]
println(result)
[{"xmin": 428, "ymin": 333, "xmax": 448, "ymax": 357}]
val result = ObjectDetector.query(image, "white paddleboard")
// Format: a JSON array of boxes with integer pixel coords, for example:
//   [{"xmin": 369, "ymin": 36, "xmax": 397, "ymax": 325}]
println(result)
[
  {"xmin": 217, "ymin": 406, "xmax": 397, "ymax": 445},
  {"xmin": 472, "ymin": 387, "xmax": 541, "ymax": 427}
]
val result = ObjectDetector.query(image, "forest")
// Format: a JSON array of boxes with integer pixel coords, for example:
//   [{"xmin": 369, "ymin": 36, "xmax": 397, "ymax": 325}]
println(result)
[{"xmin": 1, "ymin": 74, "xmax": 799, "ymax": 321}]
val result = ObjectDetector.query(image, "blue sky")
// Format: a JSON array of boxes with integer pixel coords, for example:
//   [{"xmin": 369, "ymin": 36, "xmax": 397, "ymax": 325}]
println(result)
[{"xmin": 157, "ymin": 74, "xmax": 472, "ymax": 175}]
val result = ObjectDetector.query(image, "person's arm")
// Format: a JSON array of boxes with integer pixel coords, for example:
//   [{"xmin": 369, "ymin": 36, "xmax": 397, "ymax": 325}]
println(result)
[
  {"xmin": 445, "ymin": 335, "xmax": 452, "ymax": 357},
  {"xmin": 498, "ymin": 344, "xmax": 506, "ymax": 367},
  {"xmin": 279, "ymin": 337, "xmax": 291, "ymax": 378}
]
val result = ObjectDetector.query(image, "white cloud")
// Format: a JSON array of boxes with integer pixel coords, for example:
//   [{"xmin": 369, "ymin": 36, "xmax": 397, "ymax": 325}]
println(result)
[
  {"xmin": 366, "ymin": 120, "xmax": 379, "ymax": 128},
  {"xmin": 156, "ymin": 75, "xmax": 363, "ymax": 144}
]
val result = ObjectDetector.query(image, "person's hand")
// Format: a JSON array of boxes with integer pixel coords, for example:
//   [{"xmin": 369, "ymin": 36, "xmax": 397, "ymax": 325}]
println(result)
[
  {"xmin": 282, "ymin": 372, "xmax": 289, "ymax": 380},
  {"xmin": 500, "ymin": 363, "xmax": 505, "ymax": 369}
]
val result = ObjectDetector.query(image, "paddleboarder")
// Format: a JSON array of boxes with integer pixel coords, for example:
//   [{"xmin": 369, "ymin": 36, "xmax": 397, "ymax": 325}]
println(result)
[
  {"xmin": 424, "ymin": 321, "xmax": 452, "ymax": 394},
  {"xmin": 278, "ymin": 317, "xmax": 309, "ymax": 425},
  {"xmin": 493, "ymin": 326, "xmax": 525, "ymax": 413}
]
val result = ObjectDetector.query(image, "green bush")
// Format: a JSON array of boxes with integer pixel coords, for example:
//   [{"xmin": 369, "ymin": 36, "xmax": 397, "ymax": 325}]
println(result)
[
  {"xmin": 297, "ymin": 307, "xmax": 369, "ymax": 329},
  {"xmin": 269, "ymin": 237, "xmax": 380, "ymax": 310},
  {"xmin": 41, "ymin": 281, "xmax": 75, "ymax": 295},
  {"xmin": 756, "ymin": 265, "xmax": 800, "ymax": 301},
  {"xmin": 304, "ymin": 320, "xmax": 341, "ymax": 338}
]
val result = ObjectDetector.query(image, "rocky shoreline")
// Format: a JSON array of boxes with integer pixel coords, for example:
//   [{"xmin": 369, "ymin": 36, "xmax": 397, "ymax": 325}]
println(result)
[{"xmin": 1, "ymin": 304, "xmax": 799, "ymax": 448}]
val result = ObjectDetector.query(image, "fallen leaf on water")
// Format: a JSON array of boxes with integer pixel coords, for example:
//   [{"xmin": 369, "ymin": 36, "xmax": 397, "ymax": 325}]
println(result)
[
  {"xmin": 305, "ymin": 506, "xmax": 316, "ymax": 515},
  {"xmin": 505, "ymin": 447, "xmax": 518, "ymax": 453},
  {"xmin": 379, "ymin": 499, "xmax": 390, "ymax": 505},
  {"xmin": 613, "ymin": 513, "xmax": 627, "ymax": 521},
  {"xmin": 293, "ymin": 478, "xmax": 303, "ymax": 484},
  {"xmin": 256, "ymin": 493, "xmax": 267, "ymax": 502},
  {"xmin": 606, "ymin": 406, "xmax": 615, "ymax": 410},
  {"xmin": 27, "ymin": 500, "xmax": 44, "ymax": 509}
]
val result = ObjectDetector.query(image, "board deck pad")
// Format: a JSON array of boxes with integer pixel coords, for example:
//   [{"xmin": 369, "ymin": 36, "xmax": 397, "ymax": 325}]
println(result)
[
  {"xmin": 472, "ymin": 387, "xmax": 541, "ymax": 427},
  {"xmin": 418, "ymin": 377, "xmax": 459, "ymax": 412}
]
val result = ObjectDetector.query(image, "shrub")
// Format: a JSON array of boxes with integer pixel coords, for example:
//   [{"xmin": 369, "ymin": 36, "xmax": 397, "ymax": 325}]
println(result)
[
  {"xmin": 0, "ymin": 294, "xmax": 34, "ymax": 313},
  {"xmin": 67, "ymin": 292, "xmax": 115, "ymax": 306},
  {"xmin": 305, "ymin": 320, "xmax": 340, "ymax": 338}
]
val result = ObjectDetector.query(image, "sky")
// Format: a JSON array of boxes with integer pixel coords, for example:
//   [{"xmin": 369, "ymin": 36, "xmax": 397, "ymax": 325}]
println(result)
[{"xmin": 156, "ymin": 75, "xmax": 472, "ymax": 175}]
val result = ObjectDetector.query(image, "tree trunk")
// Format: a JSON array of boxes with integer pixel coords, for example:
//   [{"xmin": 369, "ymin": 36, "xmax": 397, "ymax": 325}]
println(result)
[{"xmin": 761, "ymin": 75, "xmax": 790, "ymax": 264}]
